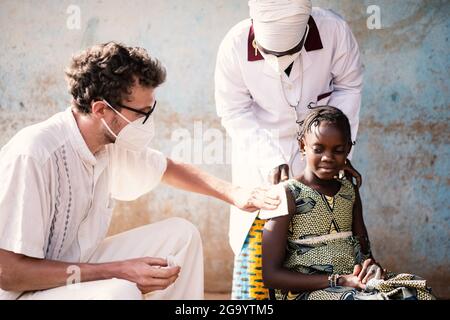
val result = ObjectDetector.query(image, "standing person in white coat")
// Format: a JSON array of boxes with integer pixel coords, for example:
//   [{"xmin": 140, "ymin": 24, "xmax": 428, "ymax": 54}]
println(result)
[{"xmin": 215, "ymin": 0, "xmax": 363, "ymax": 299}]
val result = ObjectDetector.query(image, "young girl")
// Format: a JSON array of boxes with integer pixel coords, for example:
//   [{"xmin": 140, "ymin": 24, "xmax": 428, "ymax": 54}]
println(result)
[{"xmin": 262, "ymin": 106, "xmax": 435, "ymax": 300}]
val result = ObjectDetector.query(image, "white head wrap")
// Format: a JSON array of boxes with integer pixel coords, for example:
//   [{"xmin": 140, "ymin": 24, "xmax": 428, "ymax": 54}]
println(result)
[{"xmin": 249, "ymin": 0, "xmax": 312, "ymax": 52}]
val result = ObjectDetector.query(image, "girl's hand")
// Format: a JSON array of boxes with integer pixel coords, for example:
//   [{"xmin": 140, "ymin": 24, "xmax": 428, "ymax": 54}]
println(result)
[
  {"xmin": 342, "ymin": 159, "xmax": 362, "ymax": 188},
  {"xmin": 232, "ymin": 186, "xmax": 281, "ymax": 212},
  {"xmin": 354, "ymin": 259, "xmax": 385, "ymax": 284},
  {"xmin": 338, "ymin": 273, "xmax": 366, "ymax": 290}
]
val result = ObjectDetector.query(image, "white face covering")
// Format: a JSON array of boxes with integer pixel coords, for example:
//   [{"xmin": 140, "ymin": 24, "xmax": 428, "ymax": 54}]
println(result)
[
  {"xmin": 101, "ymin": 99, "xmax": 155, "ymax": 152},
  {"xmin": 260, "ymin": 50, "xmax": 301, "ymax": 75},
  {"xmin": 259, "ymin": 24, "xmax": 309, "ymax": 75},
  {"xmin": 249, "ymin": 0, "xmax": 312, "ymax": 52}
]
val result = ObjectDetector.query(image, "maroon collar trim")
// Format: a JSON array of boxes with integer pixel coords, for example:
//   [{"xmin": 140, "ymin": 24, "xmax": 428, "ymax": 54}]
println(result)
[{"xmin": 248, "ymin": 16, "xmax": 323, "ymax": 62}]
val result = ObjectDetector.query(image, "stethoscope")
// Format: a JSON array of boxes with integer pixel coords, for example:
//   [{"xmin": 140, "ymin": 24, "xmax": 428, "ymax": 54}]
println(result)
[{"xmin": 277, "ymin": 25, "xmax": 314, "ymax": 177}]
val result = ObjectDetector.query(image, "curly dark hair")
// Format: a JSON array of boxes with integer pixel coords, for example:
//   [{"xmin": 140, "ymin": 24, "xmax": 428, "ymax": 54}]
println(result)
[
  {"xmin": 297, "ymin": 105, "xmax": 354, "ymax": 147},
  {"xmin": 65, "ymin": 42, "xmax": 166, "ymax": 113}
]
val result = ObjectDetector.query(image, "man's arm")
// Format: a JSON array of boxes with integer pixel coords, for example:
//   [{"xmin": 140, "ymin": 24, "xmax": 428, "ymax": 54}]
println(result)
[
  {"xmin": 0, "ymin": 249, "xmax": 179, "ymax": 293},
  {"xmin": 161, "ymin": 158, "xmax": 280, "ymax": 212}
]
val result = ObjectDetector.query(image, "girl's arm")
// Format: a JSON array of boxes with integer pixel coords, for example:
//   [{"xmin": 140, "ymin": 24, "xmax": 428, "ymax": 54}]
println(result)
[
  {"xmin": 352, "ymin": 185, "xmax": 372, "ymax": 257},
  {"xmin": 352, "ymin": 185, "xmax": 385, "ymax": 283},
  {"xmin": 262, "ymin": 188, "xmax": 330, "ymax": 291}
]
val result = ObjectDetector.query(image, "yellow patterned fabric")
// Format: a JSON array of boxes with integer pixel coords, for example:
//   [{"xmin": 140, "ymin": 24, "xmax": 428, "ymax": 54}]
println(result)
[
  {"xmin": 287, "ymin": 178, "xmax": 354, "ymax": 238},
  {"xmin": 271, "ymin": 178, "xmax": 435, "ymax": 300},
  {"xmin": 232, "ymin": 218, "xmax": 269, "ymax": 300},
  {"xmin": 248, "ymin": 219, "xmax": 269, "ymax": 299},
  {"xmin": 281, "ymin": 178, "xmax": 359, "ymax": 277},
  {"xmin": 363, "ymin": 273, "xmax": 435, "ymax": 300}
]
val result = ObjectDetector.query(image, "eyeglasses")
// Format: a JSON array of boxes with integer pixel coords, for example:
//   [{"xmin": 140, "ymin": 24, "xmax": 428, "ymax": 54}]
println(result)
[
  {"xmin": 114, "ymin": 100, "xmax": 157, "ymax": 124},
  {"xmin": 257, "ymin": 38, "xmax": 305, "ymax": 57}
]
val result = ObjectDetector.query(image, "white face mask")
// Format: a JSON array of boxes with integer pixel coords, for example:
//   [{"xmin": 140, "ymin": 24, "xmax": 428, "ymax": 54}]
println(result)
[
  {"xmin": 259, "ymin": 24, "xmax": 309, "ymax": 75},
  {"xmin": 261, "ymin": 51, "xmax": 301, "ymax": 75},
  {"xmin": 101, "ymin": 100, "xmax": 155, "ymax": 152}
]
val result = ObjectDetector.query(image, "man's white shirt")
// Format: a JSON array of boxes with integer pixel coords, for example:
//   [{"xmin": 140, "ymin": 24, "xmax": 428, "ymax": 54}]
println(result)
[{"xmin": 0, "ymin": 107, "xmax": 167, "ymax": 264}]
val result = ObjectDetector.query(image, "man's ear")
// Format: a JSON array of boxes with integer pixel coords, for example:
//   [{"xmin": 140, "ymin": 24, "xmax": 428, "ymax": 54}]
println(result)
[{"xmin": 91, "ymin": 101, "xmax": 107, "ymax": 119}]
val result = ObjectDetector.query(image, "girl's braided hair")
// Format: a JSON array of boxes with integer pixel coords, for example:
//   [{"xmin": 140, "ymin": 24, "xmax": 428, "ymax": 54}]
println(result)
[{"xmin": 297, "ymin": 105, "xmax": 354, "ymax": 147}]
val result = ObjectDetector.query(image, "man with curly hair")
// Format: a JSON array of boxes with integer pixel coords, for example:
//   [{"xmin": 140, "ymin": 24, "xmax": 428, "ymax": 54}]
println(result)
[{"xmin": 0, "ymin": 42, "xmax": 280, "ymax": 300}]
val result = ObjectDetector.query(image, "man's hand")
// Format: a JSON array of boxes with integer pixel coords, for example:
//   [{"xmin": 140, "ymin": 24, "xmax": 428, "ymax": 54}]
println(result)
[
  {"xmin": 342, "ymin": 159, "xmax": 362, "ymax": 188},
  {"xmin": 231, "ymin": 186, "xmax": 281, "ymax": 212},
  {"xmin": 269, "ymin": 164, "xmax": 290, "ymax": 185},
  {"xmin": 119, "ymin": 257, "xmax": 181, "ymax": 294}
]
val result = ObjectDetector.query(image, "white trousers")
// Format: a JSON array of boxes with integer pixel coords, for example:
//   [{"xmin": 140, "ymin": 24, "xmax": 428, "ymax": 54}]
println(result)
[{"xmin": 18, "ymin": 217, "xmax": 204, "ymax": 300}]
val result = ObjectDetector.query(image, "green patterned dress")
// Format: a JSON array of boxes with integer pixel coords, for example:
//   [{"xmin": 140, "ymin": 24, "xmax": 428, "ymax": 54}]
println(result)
[{"xmin": 271, "ymin": 179, "xmax": 435, "ymax": 300}]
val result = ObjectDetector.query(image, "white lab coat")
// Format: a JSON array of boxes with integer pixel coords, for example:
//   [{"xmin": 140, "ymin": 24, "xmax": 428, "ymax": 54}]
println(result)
[{"xmin": 215, "ymin": 8, "xmax": 363, "ymax": 256}]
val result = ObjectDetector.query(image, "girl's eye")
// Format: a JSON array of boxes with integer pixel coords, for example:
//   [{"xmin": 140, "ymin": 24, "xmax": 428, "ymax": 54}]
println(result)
[
  {"xmin": 334, "ymin": 149, "xmax": 345, "ymax": 154},
  {"xmin": 313, "ymin": 148, "xmax": 322, "ymax": 154}
]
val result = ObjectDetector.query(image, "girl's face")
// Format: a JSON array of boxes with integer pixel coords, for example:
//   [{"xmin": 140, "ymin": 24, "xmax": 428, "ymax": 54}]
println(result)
[{"xmin": 300, "ymin": 121, "xmax": 351, "ymax": 180}]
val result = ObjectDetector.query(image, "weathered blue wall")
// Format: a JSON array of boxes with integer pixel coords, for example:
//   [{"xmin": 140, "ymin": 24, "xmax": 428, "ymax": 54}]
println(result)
[
  {"xmin": 335, "ymin": 0, "xmax": 450, "ymax": 299},
  {"xmin": 0, "ymin": 0, "xmax": 448, "ymax": 297}
]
